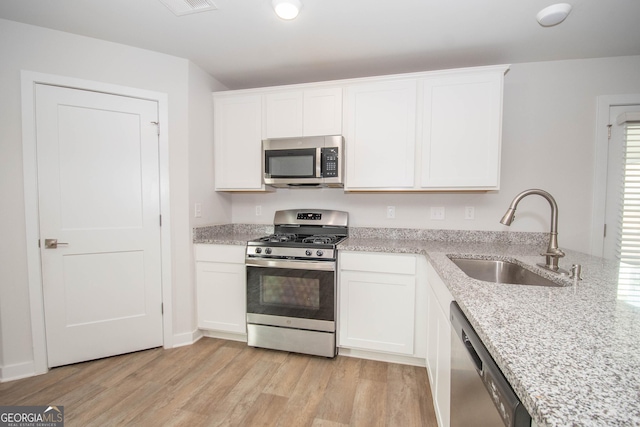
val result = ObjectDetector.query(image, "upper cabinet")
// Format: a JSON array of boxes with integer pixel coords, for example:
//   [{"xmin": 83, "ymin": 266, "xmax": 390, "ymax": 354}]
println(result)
[
  {"xmin": 344, "ymin": 65, "xmax": 509, "ymax": 191},
  {"xmin": 213, "ymin": 93, "xmax": 265, "ymax": 191},
  {"xmin": 265, "ymin": 87, "xmax": 343, "ymax": 138},
  {"xmin": 419, "ymin": 69, "xmax": 504, "ymax": 189},
  {"xmin": 344, "ymin": 80, "xmax": 417, "ymax": 189},
  {"xmin": 212, "ymin": 65, "xmax": 508, "ymax": 192}
]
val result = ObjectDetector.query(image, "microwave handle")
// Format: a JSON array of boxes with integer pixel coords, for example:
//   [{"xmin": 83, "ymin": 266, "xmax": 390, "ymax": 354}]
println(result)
[{"xmin": 316, "ymin": 147, "xmax": 323, "ymax": 178}]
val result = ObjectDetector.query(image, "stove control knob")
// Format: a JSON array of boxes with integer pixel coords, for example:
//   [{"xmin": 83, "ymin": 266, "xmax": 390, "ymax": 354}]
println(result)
[
  {"xmin": 316, "ymin": 250, "xmax": 324, "ymax": 257},
  {"xmin": 255, "ymin": 247, "xmax": 262, "ymax": 254},
  {"xmin": 265, "ymin": 248, "xmax": 272, "ymax": 255},
  {"xmin": 305, "ymin": 250, "xmax": 312, "ymax": 257}
]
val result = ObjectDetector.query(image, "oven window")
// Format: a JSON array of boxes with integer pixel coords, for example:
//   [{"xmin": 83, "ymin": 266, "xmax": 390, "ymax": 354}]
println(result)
[
  {"xmin": 247, "ymin": 266, "xmax": 335, "ymax": 321},
  {"xmin": 261, "ymin": 276, "xmax": 320, "ymax": 310}
]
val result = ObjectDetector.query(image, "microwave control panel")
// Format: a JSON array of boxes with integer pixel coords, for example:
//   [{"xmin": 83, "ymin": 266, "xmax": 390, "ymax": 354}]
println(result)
[{"xmin": 321, "ymin": 147, "xmax": 339, "ymax": 177}]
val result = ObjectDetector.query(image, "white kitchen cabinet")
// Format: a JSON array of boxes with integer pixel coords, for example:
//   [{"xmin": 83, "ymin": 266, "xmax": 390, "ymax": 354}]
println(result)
[
  {"xmin": 344, "ymin": 79, "xmax": 417, "ymax": 189},
  {"xmin": 426, "ymin": 262, "xmax": 454, "ymax": 427},
  {"xmin": 195, "ymin": 244, "xmax": 246, "ymax": 335},
  {"xmin": 343, "ymin": 65, "xmax": 507, "ymax": 191},
  {"xmin": 265, "ymin": 87, "xmax": 342, "ymax": 138},
  {"xmin": 419, "ymin": 67, "xmax": 505, "ymax": 189},
  {"xmin": 213, "ymin": 93, "xmax": 266, "ymax": 191},
  {"xmin": 338, "ymin": 251, "xmax": 417, "ymax": 355}
]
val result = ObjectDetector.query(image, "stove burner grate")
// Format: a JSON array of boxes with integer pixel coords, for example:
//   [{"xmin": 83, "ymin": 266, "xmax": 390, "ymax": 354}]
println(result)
[
  {"xmin": 302, "ymin": 235, "xmax": 341, "ymax": 245},
  {"xmin": 259, "ymin": 233, "xmax": 298, "ymax": 243}
]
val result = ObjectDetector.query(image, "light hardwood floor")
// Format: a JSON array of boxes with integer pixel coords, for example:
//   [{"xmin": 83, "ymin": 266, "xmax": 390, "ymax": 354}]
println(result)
[{"xmin": 0, "ymin": 338, "xmax": 438, "ymax": 426}]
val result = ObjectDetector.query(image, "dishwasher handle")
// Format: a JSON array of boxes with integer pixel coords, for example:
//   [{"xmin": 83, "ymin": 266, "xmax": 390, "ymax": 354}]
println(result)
[{"xmin": 462, "ymin": 330, "xmax": 483, "ymax": 373}]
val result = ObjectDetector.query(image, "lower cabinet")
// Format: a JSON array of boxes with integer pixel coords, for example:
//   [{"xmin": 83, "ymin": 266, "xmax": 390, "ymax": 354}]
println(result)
[
  {"xmin": 194, "ymin": 244, "xmax": 246, "ymax": 335},
  {"xmin": 338, "ymin": 251, "xmax": 422, "ymax": 357},
  {"xmin": 426, "ymin": 261, "xmax": 454, "ymax": 427}
]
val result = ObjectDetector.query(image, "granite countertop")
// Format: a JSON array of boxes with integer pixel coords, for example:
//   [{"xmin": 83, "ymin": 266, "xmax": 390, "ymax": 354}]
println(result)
[
  {"xmin": 193, "ymin": 225, "xmax": 640, "ymax": 426},
  {"xmin": 340, "ymin": 233, "xmax": 640, "ymax": 427}
]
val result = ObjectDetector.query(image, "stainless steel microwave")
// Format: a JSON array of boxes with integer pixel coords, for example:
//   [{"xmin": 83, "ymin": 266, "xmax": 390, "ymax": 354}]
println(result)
[{"xmin": 262, "ymin": 135, "xmax": 344, "ymax": 188}]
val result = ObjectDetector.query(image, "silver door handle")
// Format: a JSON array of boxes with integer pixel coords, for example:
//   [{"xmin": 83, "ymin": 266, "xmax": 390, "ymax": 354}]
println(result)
[{"xmin": 44, "ymin": 239, "xmax": 69, "ymax": 249}]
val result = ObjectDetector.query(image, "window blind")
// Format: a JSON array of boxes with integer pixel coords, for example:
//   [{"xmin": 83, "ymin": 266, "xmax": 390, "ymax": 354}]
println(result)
[{"xmin": 617, "ymin": 122, "xmax": 640, "ymax": 265}]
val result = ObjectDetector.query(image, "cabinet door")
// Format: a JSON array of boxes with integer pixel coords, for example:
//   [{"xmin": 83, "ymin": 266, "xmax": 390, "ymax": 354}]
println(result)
[
  {"xmin": 265, "ymin": 88, "xmax": 342, "ymax": 138},
  {"xmin": 420, "ymin": 70, "xmax": 503, "ymax": 189},
  {"xmin": 426, "ymin": 263, "xmax": 454, "ymax": 427},
  {"xmin": 214, "ymin": 94, "xmax": 264, "ymax": 190},
  {"xmin": 345, "ymin": 80, "xmax": 417, "ymax": 189},
  {"xmin": 339, "ymin": 270, "xmax": 415, "ymax": 355},
  {"xmin": 303, "ymin": 87, "xmax": 343, "ymax": 136},
  {"xmin": 196, "ymin": 261, "xmax": 246, "ymax": 334},
  {"xmin": 265, "ymin": 91, "xmax": 304, "ymax": 138}
]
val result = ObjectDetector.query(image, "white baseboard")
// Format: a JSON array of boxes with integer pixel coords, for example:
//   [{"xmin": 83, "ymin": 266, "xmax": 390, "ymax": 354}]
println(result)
[
  {"xmin": 338, "ymin": 347, "xmax": 426, "ymax": 367},
  {"xmin": 171, "ymin": 329, "xmax": 203, "ymax": 348},
  {"xmin": 0, "ymin": 360, "xmax": 36, "ymax": 383},
  {"xmin": 201, "ymin": 329, "xmax": 248, "ymax": 343}
]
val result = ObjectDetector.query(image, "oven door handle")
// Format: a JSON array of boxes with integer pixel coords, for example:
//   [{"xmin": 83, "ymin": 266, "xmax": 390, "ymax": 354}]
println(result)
[{"xmin": 246, "ymin": 258, "xmax": 335, "ymax": 271}]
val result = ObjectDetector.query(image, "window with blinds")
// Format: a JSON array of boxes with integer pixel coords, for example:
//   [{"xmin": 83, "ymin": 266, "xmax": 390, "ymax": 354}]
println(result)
[{"xmin": 617, "ymin": 121, "xmax": 640, "ymax": 265}]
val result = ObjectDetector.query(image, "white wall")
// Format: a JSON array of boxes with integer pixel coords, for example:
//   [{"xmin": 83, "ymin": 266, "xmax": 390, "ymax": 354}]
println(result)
[
  {"xmin": 188, "ymin": 62, "xmax": 232, "ymax": 228},
  {"xmin": 187, "ymin": 62, "xmax": 232, "ymax": 332},
  {"xmin": 230, "ymin": 55, "xmax": 640, "ymax": 254},
  {"xmin": 0, "ymin": 19, "xmax": 217, "ymax": 378}
]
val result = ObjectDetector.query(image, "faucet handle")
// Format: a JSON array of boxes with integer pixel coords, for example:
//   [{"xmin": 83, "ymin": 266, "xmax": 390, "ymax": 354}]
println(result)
[{"xmin": 540, "ymin": 248, "xmax": 565, "ymax": 258}]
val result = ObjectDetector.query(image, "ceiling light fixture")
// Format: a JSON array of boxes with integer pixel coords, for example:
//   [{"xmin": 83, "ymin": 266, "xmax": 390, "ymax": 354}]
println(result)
[
  {"xmin": 536, "ymin": 3, "xmax": 572, "ymax": 27},
  {"xmin": 272, "ymin": 0, "xmax": 301, "ymax": 20}
]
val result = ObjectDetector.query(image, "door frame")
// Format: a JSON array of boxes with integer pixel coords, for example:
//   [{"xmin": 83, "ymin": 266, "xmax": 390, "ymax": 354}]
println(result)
[
  {"xmin": 590, "ymin": 93, "xmax": 640, "ymax": 257},
  {"xmin": 21, "ymin": 71, "xmax": 173, "ymax": 375}
]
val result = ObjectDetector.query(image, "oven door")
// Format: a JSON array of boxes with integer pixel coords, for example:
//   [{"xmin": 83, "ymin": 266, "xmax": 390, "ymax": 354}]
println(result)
[{"xmin": 246, "ymin": 259, "xmax": 335, "ymax": 332}]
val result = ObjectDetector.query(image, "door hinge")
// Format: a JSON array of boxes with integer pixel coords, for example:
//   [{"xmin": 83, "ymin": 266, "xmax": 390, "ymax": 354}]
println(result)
[
  {"xmin": 161, "ymin": 303, "xmax": 164, "ymax": 314},
  {"xmin": 607, "ymin": 124, "xmax": 612, "ymax": 140},
  {"xmin": 38, "ymin": 239, "xmax": 41, "ymax": 248},
  {"xmin": 159, "ymin": 215, "xmax": 162, "ymax": 227},
  {"xmin": 604, "ymin": 223, "xmax": 607, "ymax": 238},
  {"xmin": 151, "ymin": 121, "xmax": 160, "ymax": 136}
]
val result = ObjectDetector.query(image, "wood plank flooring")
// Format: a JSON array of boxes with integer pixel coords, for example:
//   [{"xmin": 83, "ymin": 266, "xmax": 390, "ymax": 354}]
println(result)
[{"xmin": 0, "ymin": 338, "xmax": 438, "ymax": 426}]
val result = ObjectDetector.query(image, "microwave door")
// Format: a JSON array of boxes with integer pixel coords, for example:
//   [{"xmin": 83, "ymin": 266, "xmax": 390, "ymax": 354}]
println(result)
[{"xmin": 264, "ymin": 147, "xmax": 323, "ymax": 186}]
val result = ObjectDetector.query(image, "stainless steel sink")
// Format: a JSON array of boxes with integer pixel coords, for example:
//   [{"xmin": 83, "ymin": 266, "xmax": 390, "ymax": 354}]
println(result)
[{"xmin": 449, "ymin": 257, "xmax": 562, "ymax": 287}]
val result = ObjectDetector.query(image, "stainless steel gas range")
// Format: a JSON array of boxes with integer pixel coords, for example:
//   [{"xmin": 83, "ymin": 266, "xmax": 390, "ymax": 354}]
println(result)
[{"xmin": 245, "ymin": 209, "xmax": 348, "ymax": 358}]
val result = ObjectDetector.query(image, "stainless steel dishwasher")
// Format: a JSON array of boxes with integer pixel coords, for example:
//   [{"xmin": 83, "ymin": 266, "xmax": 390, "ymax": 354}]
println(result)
[{"xmin": 450, "ymin": 302, "xmax": 532, "ymax": 427}]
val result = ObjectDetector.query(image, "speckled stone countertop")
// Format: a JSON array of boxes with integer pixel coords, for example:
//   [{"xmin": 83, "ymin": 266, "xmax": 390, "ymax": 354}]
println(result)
[
  {"xmin": 193, "ymin": 225, "xmax": 640, "ymax": 426},
  {"xmin": 341, "ymin": 231, "xmax": 640, "ymax": 427}
]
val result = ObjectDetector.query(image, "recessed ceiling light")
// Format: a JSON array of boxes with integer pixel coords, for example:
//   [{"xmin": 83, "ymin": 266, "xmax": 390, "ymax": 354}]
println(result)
[
  {"xmin": 536, "ymin": 3, "xmax": 572, "ymax": 27},
  {"xmin": 272, "ymin": 0, "xmax": 301, "ymax": 20}
]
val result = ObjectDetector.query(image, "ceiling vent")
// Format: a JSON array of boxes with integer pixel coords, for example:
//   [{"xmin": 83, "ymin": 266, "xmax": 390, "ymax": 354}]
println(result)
[{"xmin": 159, "ymin": 0, "xmax": 217, "ymax": 16}]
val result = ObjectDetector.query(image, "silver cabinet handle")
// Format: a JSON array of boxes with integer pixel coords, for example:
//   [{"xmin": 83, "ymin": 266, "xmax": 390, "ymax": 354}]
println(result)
[{"xmin": 44, "ymin": 239, "xmax": 69, "ymax": 249}]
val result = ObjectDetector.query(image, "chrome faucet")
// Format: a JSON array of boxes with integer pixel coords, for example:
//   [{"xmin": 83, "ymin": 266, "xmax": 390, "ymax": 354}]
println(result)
[{"xmin": 500, "ymin": 189, "xmax": 569, "ymax": 274}]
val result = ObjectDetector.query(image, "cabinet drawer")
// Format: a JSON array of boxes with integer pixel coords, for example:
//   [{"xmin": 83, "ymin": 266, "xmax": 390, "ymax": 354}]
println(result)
[
  {"xmin": 340, "ymin": 252, "xmax": 416, "ymax": 275},
  {"xmin": 194, "ymin": 244, "xmax": 245, "ymax": 263}
]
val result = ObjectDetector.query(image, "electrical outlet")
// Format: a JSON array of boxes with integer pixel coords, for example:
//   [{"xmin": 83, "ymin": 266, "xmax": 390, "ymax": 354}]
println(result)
[
  {"xmin": 387, "ymin": 206, "xmax": 396, "ymax": 219},
  {"xmin": 194, "ymin": 203, "xmax": 202, "ymax": 218},
  {"xmin": 465, "ymin": 206, "xmax": 475, "ymax": 220},
  {"xmin": 255, "ymin": 205, "xmax": 262, "ymax": 216},
  {"xmin": 430, "ymin": 206, "xmax": 445, "ymax": 220}
]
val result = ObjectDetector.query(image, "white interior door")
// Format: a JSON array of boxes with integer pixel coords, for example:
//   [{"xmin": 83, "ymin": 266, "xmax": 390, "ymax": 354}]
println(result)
[{"xmin": 35, "ymin": 84, "xmax": 163, "ymax": 367}]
